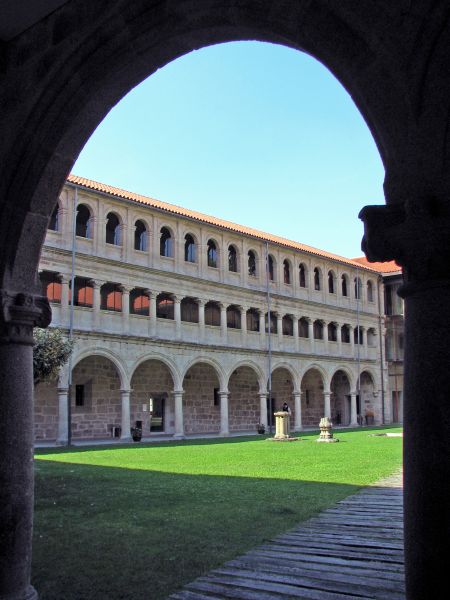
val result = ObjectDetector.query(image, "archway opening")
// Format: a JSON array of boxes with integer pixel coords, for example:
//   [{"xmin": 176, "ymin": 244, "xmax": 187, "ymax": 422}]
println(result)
[
  {"xmin": 228, "ymin": 366, "xmax": 260, "ymax": 432},
  {"xmin": 300, "ymin": 368, "xmax": 324, "ymax": 428},
  {"xmin": 183, "ymin": 363, "xmax": 221, "ymax": 434},
  {"xmin": 330, "ymin": 370, "xmax": 351, "ymax": 426}
]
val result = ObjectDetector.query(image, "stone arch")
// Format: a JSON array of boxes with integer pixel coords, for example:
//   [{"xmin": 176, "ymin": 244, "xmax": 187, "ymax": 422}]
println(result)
[
  {"xmin": 270, "ymin": 361, "xmax": 299, "ymax": 392},
  {"xmin": 330, "ymin": 368, "xmax": 353, "ymax": 426},
  {"xmin": 300, "ymin": 365, "xmax": 326, "ymax": 428},
  {"xmin": 130, "ymin": 353, "xmax": 181, "ymax": 391},
  {"xmin": 182, "ymin": 360, "xmax": 222, "ymax": 434},
  {"xmin": 270, "ymin": 365, "xmax": 297, "ymax": 430},
  {"xmin": 228, "ymin": 364, "xmax": 261, "ymax": 432},
  {"xmin": 358, "ymin": 369, "xmax": 378, "ymax": 424},
  {"xmin": 182, "ymin": 356, "xmax": 226, "ymax": 391},
  {"xmin": 71, "ymin": 348, "xmax": 129, "ymax": 389},
  {"xmin": 130, "ymin": 358, "xmax": 177, "ymax": 435},
  {"xmin": 226, "ymin": 359, "xmax": 266, "ymax": 393}
]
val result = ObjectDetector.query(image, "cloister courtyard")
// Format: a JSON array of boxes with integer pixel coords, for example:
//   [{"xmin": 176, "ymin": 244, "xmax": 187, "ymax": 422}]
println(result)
[{"xmin": 33, "ymin": 426, "xmax": 402, "ymax": 599}]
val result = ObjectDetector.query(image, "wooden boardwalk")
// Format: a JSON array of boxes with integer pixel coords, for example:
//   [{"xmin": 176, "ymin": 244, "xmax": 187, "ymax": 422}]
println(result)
[{"xmin": 169, "ymin": 471, "xmax": 404, "ymax": 599}]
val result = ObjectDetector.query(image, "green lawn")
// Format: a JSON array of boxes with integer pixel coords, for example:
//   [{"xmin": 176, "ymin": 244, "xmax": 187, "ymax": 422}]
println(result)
[{"xmin": 33, "ymin": 426, "xmax": 402, "ymax": 599}]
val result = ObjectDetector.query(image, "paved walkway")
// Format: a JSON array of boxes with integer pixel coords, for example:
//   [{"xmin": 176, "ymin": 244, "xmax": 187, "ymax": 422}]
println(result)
[{"xmin": 169, "ymin": 470, "xmax": 404, "ymax": 599}]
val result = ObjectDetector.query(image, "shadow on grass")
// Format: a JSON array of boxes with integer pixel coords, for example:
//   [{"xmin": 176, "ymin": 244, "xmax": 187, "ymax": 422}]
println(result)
[{"xmin": 33, "ymin": 460, "xmax": 362, "ymax": 600}]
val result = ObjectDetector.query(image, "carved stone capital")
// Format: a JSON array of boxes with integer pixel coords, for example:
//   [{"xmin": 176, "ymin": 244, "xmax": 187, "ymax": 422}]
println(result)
[
  {"xmin": 0, "ymin": 290, "xmax": 51, "ymax": 345},
  {"xmin": 359, "ymin": 199, "xmax": 450, "ymax": 291}
]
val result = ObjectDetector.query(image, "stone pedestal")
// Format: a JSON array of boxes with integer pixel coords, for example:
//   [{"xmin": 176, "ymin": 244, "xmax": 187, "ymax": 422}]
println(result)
[
  {"xmin": 269, "ymin": 411, "xmax": 297, "ymax": 442},
  {"xmin": 317, "ymin": 416, "xmax": 339, "ymax": 443}
]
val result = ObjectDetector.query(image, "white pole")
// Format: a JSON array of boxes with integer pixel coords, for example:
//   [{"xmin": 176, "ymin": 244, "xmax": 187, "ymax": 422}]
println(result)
[{"xmin": 265, "ymin": 242, "xmax": 273, "ymax": 433}]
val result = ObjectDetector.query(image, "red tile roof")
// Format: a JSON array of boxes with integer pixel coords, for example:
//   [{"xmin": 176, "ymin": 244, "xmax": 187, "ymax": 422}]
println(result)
[
  {"xmin": 68, "ymin": 174, "xmax": 380, "ymax": 272},
  {"xmin": 352, "ymin": 256, "xmax": 401, "ymax": 274}
]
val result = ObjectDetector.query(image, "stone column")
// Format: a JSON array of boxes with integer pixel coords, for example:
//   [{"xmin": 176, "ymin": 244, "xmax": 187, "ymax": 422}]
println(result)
[
  {"xmin": 0, "ymin": 290, "xmax": 51, "ymax": 600},
  {"xmin": 323, "ymin": 390, "xmax": 331, "ymax": 418},
  {"xmin": 277, "ymin": 313, "xmax": 283, "ymax": 346},
  {"xmin": 90, "ymin": 279, "xmax": 102, "ymax": 331},
  {"xmin": 349, "ymin": 325, "xmax": 355, "ymax": 354},
  {"xmin": 149, "ymin": 290, "xmax": 157, "ymax": 336},
  {"xmin": 120, "ymin": 389, "xmax": 132, "ymax": 441},
  {"xmin": 336, "ymin": 323, "xmax": 342, "ymax": 355},
  {"xmin": 322, "ymin": 321, "xmax": 329, "ymax": 354},
  {"xmin": 59, "ymin": 274, "xmax": 70, "ymax": 326},
  {"xmin": 359, "ymin": 201, "xmax": 450, "ymax": 600},
  {"xmin": 219, "ymin": 391, "xmax": 229, "ymax": 436},
  {"xmin": 259, "ymin": 392, "xmax": 268, "ymax": 428},
  {"xmin": 240, "ymin": 305, "xmax": 247, "ymax": 346},
  {"xmin": 197, "ymin": 298, "xmax": 206, "ymax": 341},
  {"xmin": 220, "ymin": 302, "xmax": 227, "ymax": 343},
  {"xmin": 174, "ymin": 295, "xmax": 182, "ymax": 339},
  {"xmin": 120, "ymin": 285, "xmax": 130, "ymax": 335},
  {"xmin": 293, "ymin": 391, "xmax": 302, "ymax": 431},
  {"xmin": 259, "ymin": 309, "xmax": 266, "ymax": 345},
  {"xmin": 173, "ymin": 390, "xmax": 185, "ymax": 438},
  {"xmin": 350, "ymin": 391, "xmax": 358, "ymax": 425},
  {"xmin": 308, "ymin": 318, "xmax": 314, "ymax": 352},
  {"xmin": 292, "ymin": 315, "xmax": 299, "ymax": 351},
  {"xmin": 56, "ymin": 386, "xmax": 69, "ymax": 445}
]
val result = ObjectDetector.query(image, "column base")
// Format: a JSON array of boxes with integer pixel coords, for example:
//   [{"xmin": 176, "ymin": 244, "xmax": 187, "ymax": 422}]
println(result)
[
  {"xmin": 219, "ymin": 431, "xmax": 229, "ymax": 437},
  {"xmin": 173, "ymin": 433, "xmax": 185, "ymax": 440},
  {"xmin": 0, "ymin": 584, "xmax": 39, "ymax": 600},
  {"xmin": 120, "ymin": 436, "xmax": 132, "ymax": 443},
  {"xmin": 293, "ymin": 427, "xmax": 302, "ymax": 432},
  {"xmin": 55, "ymin": 438, "xmax": 68, "ymax": 446}
]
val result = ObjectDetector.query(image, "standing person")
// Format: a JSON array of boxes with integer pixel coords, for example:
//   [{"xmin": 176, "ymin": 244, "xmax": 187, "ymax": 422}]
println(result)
[{"xmin": 282, "ymin": 402, "xmax": 291, "ymax": 433}]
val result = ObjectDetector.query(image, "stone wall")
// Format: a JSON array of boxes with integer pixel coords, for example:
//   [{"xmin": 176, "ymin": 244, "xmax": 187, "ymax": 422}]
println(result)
[
  {"xmin": 229, "ymin": 366, "xmax": 260, "ymax": 431},
  {"xmin": 71, "ymin": 356, "xmax": 121, "ymax": 439},
  {"xmin": 34, "ymin": 380, "xmax": 58, "ymax": 440},
  {"xmin": 360, "ymin": 371, "xmax": 378, "ymax": 423},
  {"xmin": 183, "ymin": 363, "xmax": 220, "ymax": 434},
  {"xmin": 301, "ymin": 369, "xmax": 324, "ymax": 428},
  {"xmin": 271, "ymin": 368, "xmax": 295, "ymax": 429},
  {"xmin": 130, "ymin": 360, "xmax": 174, "ymax": 434}
]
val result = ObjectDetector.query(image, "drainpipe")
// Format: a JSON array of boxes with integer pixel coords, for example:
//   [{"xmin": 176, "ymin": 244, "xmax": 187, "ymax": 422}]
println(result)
[
  {"xmin": 66, "ymin": 185, "xmax": 78, "ymax": 446},
  {"xmin": 265, "ymin": 242, "xmax": 273, "ymax": 434}
]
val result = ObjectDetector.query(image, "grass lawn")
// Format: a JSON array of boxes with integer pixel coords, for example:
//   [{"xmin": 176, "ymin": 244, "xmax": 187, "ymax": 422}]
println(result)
[{"xmin": 33, "ymin": 426, "xmax": 402, "ymax": 599}]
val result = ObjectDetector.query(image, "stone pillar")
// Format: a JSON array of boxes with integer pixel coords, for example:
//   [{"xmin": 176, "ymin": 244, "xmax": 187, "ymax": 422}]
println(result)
[
  {"xmin": 173, "ymin": 390, "xmax": 184, "ymax": 438},
  {"xmin": 293, "ymin": 391, "xmax": 302, "ymax": 431},
  {"xmin": 292, "ymin": 315, "xmax": 299, "ymax": 351},
  {"xmin": 0, "ymin": 290, "xmax": 51, "ymax": 600},
  {"xmin": 259, "ymin": 392, "xmax": 268, "ymax": 428},
  {"xmin": 174, "ymin": 295, "xmax": 182, "ymax": 339},
  {"xmin": 308, "ymin": 318, "xmax": 314, "ymax": 352},
  {"xmin": 60, "ymin": 274, "xmax": 70, "ymax": 326},
  {"xmin": 277, "ymin": 313, "xmax": 283, "ymax": 345},
  {"xmin": 56, "ymin": 386, "xmax": 69, "ymax": 445},
  {"xmin": 349, "ymin": 324, "xmax": 355, "ymax": 354},
  {"xmin": 240, "ymin": 305, "xmax": 247, "ymax": 346},
  {"xmin": 259, "ymin": 309, "xmax": 266, "ymax": 344},
  {"xmin": 120, "ymin": 389, "xmax": 132, "ymax": 441},
  {"xmin": 219, "ymin": 391, "xmax": 229, "ymax": 436},
  {"xmin": 336, "ymin": 323, "xmax": 342, "ymax": 355},
  {"xmin": 197, "ymin": 298, "xmax": 206, "ymax": 341},
  {"xmin": 323, "ymin": 390, "xmax": 331, "ymax": 418},
  {"xmin": 220, "ymin": 302, "xmax": 227, "ymax": 343},
  {"xmin": 350, "ymin": 391, "xmax": 358, "ymax": 425},
  {"xmin": 91, "ymin": 279, "xmax": 102, "ymax": 331},
  {"xmin": 149, "ymin": 290, "xmax": 157, "ymax": 336},
  {"xmin": 120, "ymin": 285, "xmax": 130, "ymax": 335},
  {"xmin": 359, "ymin": 201, "xmax": 450, "ymax": 600}
]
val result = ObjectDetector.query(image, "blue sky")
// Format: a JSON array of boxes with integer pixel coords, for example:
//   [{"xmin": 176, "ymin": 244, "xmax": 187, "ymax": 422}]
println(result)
[{"xmin": 74, "ymin": 41, "xmax": 385, "ymax": 258}]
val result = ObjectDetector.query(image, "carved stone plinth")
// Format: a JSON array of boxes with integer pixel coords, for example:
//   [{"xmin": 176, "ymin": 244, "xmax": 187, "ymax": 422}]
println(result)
[
  {"xmin": 317, "ymin": 417, "xmax": 339, "ymax": 443},
  {"xmin": 268, "ymin": 411, "xmax": 297, "ymax": 442}
]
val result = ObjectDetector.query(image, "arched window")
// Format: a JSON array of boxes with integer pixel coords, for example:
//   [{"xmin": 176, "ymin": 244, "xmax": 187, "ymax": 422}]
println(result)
[
  {"xmin": 106, "ymin": 212, "xmax": 121, "ymax": 245},
  {"xmin": 100, "ymin": 283, "xmax": 122, "ymax": 312},
  {"xmin": 283, "ymin": 260, "xmax": 291, "ymax": 284},
  {"xmin": 299, "ymin": 317, "xmax": 309, "ymax": 338},
  {"xmin": 227, "ymin": 305, "xmax": 241, "ymax": 329},
  {"xmin": 265, "ymin": 312, "xmax": 277, "ymax": 334},
  {"xmin": 341, "ymin": 274, "xmax": 348, "ymax": 297},
  {"xmin": 48, "ymin": 204, "xmax": 59, "ymax": 231},
  {"xmin": 156, "ymin": 293, "xmax": 174, "ymax": 319},
  {"xmin": 282, "ymin": 315, "xmax": 293, "ymax": 336},
  {"xmin": 248, "ymin": 250, "xmax": 257, "ymax": 276},
  {"xmin": 40, "ymin": 272, "xmax": 61, "ymax": 303},
  {"xmin": 181, "ymin": 297, "xmax": 199, "ymax": 322},
  {"xmin": 134, "ymin": 220, "xmax": 147, "ymax": 251},
  {"xmin": 268, "ymin": 254, "xmax": 275, "ymax": 281},
  {"xmin": 72, "ymin": 277, "xmax": 93, "ymax": 307},
  {"xmin": 354, "ymin": 325, "xmax": 363, "ymax": 345},
  {"xmin": 130, "ymin": 289, "xmax": 149, "ymax": 316},
  {"xmin": 205, "ymin": 301, "xmax": 220, "ymax": 326},
  {"xmin": 160, "ymin": 227, "xmax": 173, "ymax": 257},
  {"xmin": 328, "ymin": 271, "xmax": 335, "ymax": 294},
  {"xmin": 367, "ymin": 280, "xmax": 374, "ymax": 302},
  {"xmin": 76, "ymin": 204, "xmax": 92, "ymax": 238},
  {"xmin": 228, "ymin": 245, "xmax": 238, "ymax": 272},
  {"xmin": 328, "ymin": 322, "xmax": 337, "ymax": 342},
  {"xmin": 184, "ymin": 234, "xmax": 196, "ymax": 263},
  {"xmin": 207, "ymin": 239, "xmax": 218, "ymax": 268},
  {"xmin": 341, "ymin": 324, "xmax": 350, "ymax": 343},
  {"xmin": 313, "ymin": 320, "xmax": 324, "ymax": 339},
  {"xmin": 354, "ymin": 276, "xmax": 362, "ymax": 299},
  {"xmin": 246, "ymin": 308, "xmax": 259, "ymax": 332},
  {"xmin": 314, "ymin": 267, "xmax": 321, "ymax": 291},
  {"xmin": 299, "ymin": 263, "xmax": 307, "ymax": 288}
]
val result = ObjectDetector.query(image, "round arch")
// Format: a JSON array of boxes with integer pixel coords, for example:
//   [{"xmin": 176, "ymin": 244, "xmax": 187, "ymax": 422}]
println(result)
[
  {"xmin": 329, "ymin": 365, "xmax": 355, "ymax": 390},
  {"xmin": 182, "ymin": 356, "xmax": 227, "ymax": 391},
  {"xmin": 270, "ymin": 361, "xmax": 299, "ymax": 392},
  {"xmin": 300, "ymin": 362, "xmax": 329, "ymax": 390},
  {"xmin": 226, "ymin": 359, "xmax": 266, "ymax": 393},
  {"xmin": 130, "ymin": 352, "xmax": 181, "ymax": 391},
  {"xmin": 71, "ymin": 347, "xmax": 129, "ymax": 389}
]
